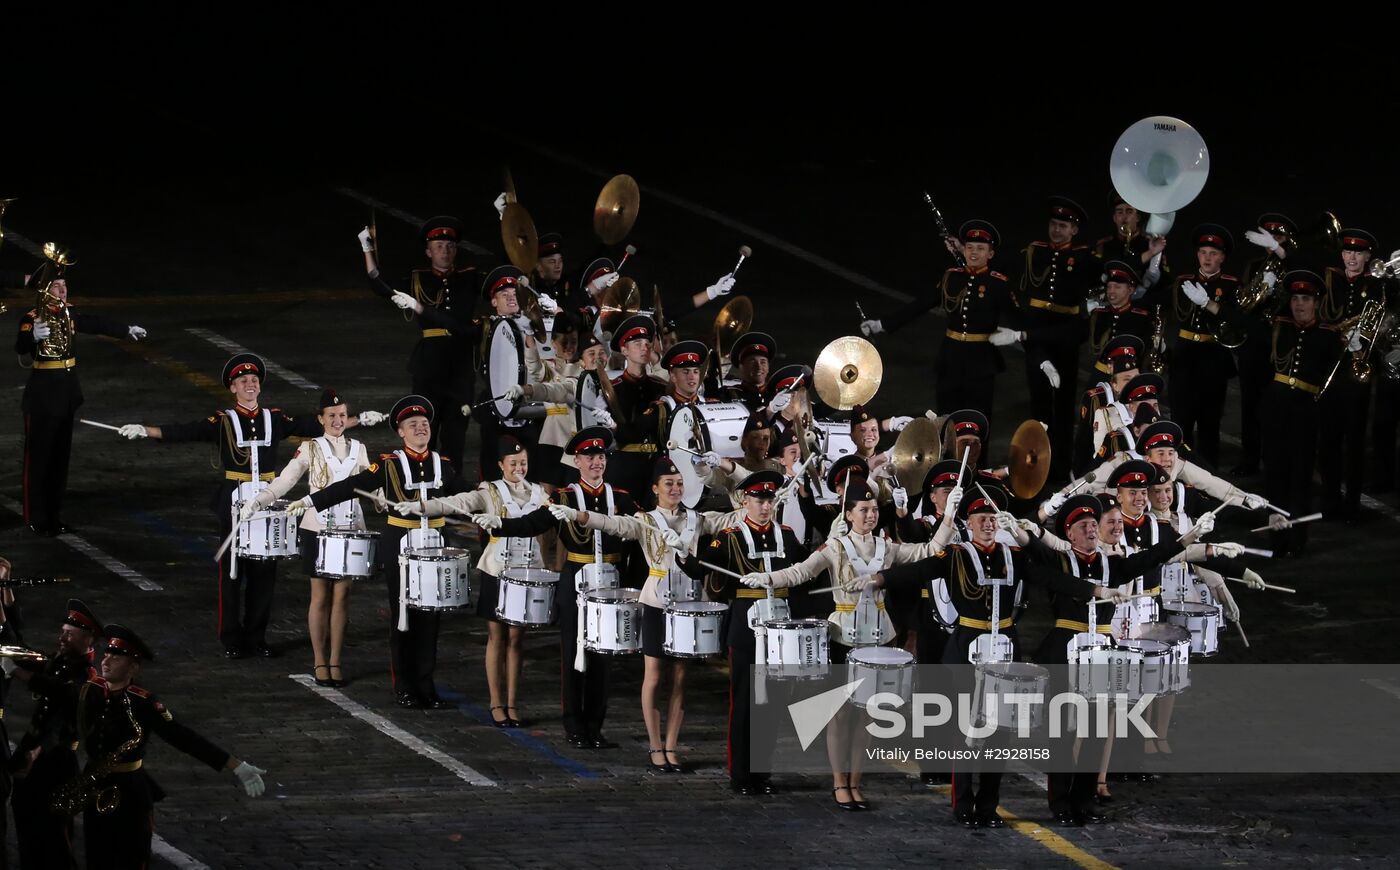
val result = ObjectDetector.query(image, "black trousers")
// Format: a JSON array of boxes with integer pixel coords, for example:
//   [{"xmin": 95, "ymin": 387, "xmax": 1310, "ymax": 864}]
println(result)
[
  {"xmin": 217, "ymin": 507, "xmax": 278, "ymax": 651},
  {"xmin": 413, "ymin": 376, "xmax": 470, "ymax": 474},
  {"xmin": 12, "ymin": 749, "xmax": 79, "ymax": 869},
  {"xmin": 1263, "ymin": 385, "xmax": 1320, "ymax": 551},
  {"xmin": 1372, "ymin": 377, "xmax": 1400, "ymax": 491},
  {"xmin": 1037, "ymin": 626, "xmax": 1102, "ymax": 815},
  {"xmin": 1234, "ymin": 329, "xmax": 1273, "ymax": 468},
  {"xmin": 82, "ymin": 771, "xmax": 154, "ymax": 870},
  {"xmin": 1024, "ymin": 340, "xmax": 1080, "ymax": 483},
  {"xmin": 1319, "ymin": 376, "xmax": 1371, "ymax": 514},
  {"xmin": 1170, "ymin": 341, "xmax": 1233, "ymax": 467},
  {"xmin": 384, "ymin": 534, "xmax": 442, "ymax": 700},
  {"xmin": 936, "ymin": 341, "xmax": 999, "ymax": 432},
  {"xmin": 557, "ymin": 565, "xmax": 611, "ymax": 739},
  {"xmin": 21, "ymin": 411, "xmax": 75, "ymax": 529},
  {"xmin": 942, "ymin": 630, "xmax": 1012, "ymax": 817}
]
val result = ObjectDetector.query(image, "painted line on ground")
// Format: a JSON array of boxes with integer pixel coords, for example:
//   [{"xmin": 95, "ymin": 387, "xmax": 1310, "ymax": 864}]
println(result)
[
  {"xmin": 1362, "ymin": 677, "xmax": 1400, "ymax": 702},
  {"xmin": 334, "ymin": 187, "xmax": 493, "ymax": 257},
  {"xmin": 435, "ymin": 687, "xmax": 599, "ymax": 779},
  {"xmin": 999, "ymin": 806, "xmax": 1120, "ymax": 870},
  {"xmin": 111, "ymin": 341, "xmax": 230, "ymax": 401},
  {"xmin": 289, "ymin": 674, "xmax": 496, "ymax": 787},
  {"xmin": 151, "ymin": 834, "xmax": 212, "ymax": 870},
  {"xmin": 0, "ymin": 495, "xmax": 162, "ymax": 591},
  {"xmin": 187, "ymin": 328, "xmax": 320, "ymax": 391}
]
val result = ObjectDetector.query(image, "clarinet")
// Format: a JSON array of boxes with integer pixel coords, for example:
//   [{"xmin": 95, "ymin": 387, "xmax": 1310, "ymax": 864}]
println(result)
[
  {"xmin": 923, "ymin": 192, "xmax": 965, "ymax": 268},
  {"xmin": 0, "ymin": 577, "xmax": 72, "ymax": 588}
]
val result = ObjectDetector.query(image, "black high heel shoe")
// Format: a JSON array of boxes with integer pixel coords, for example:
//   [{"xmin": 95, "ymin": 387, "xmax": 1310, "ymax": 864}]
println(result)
[
  {"xmin": 848, "ymin": 785, "xmax": 869, "ymax": 811},
  {"xmin": 504, "ymin": 706, "xmax": 523, "ymax": 728},
  {"xmin": 832, "ymin": 785, "xmax": 857, "ymax": 811},
  {"xmin": 489, "ymin": 706, "xmax": 510, "ymax": 728},
  {"xmin": 663, "ymin": 749, "xmax": 684, "ymax": 773},
  {"xmin": 312, "ymin": 665, "xmax": 333, "ymax": 688},
  {"xmin": 647, "ymin": 748, "xmax": 669, "ymax": 772},
  {"xmin": 327, "ymin": 664, "xmax": 348, "ymax": 688}
]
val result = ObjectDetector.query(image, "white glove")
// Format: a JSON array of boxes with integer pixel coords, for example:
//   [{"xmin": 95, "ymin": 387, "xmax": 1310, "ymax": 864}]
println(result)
[
  {"xmin": 356, "ymin": 410, "xmax": 387, "ymax": 427},
  {"xmin": 536, "ymin": 294, "xmax": 559, "ymax": 315},
  {"xmin": 233, "ymin": 761, "xmax": 267, "ymax": 798},
  {"xmin": 740, "ymin": 572, "xmax": 770, "ymax": 589},
  {"xmin": 1092, "ymin": 586, "xmax": 1130, "ymax": 604},
  {"xmin": 391, "ymin": 290, "xmax": 424, "ymax": 314},
  {"xmin": 285, "ymin": 496, "xmax": 313, "ymax": 517},
  {"xmin": 501, "ymin": 384, "xmax": 527, "ymax": 402},
  {"xmin": 238, "ymin": 501, "xmax": 259, "ymax": 523},
  {"xmin": 886, "ymin": 415, "xmax": 913, "ymax": 432},
  {"xmin": 1267, "ymin": 513, "xmax": 1288, "ymax": 531},
  {"xmin": 592, "ymin": 407, "xmax": 616, "ymax": 429},
  {"xmin": 892, "ymin": 487, "xmax": 908, "ymax": 511},
  {"xmin": 699, "ymin": 451, "xmax": 723, "ymax": 468},
  {"xmin": 989, "ymin": 327, "xmax": 1021, "ymax": 347},
  {"xmin": 1181, "ymin": 280, "xmax": 1210, "ymax": 307},
  {"xmin": 659, "ymin": 528, "xmax": 683, "ymax": 550},
  {"xmin": 705, "ymin": 274, "xmax": 736, "ymax": 300},
  {"xmin": 767, "ymin": 392, "xmax": 792, "ymax": 415},
  {"xmin": 31, "ymin": 321, "xmax": 51, "ymax": 340},
  {"xmin": 1242, "ymin": 493, "xmax": 1267, "ymax": 511},
  {"xmin": 1085, "ymin": 298, "xmax": 1103, "ymax": 314},
  {"xmin": 1216, "ymin": 584, "xmax": 1241, "ymax": 622},
  {"xmin": 1040, "ymin": 360, "xmax": 1061, "ymax": 389},
  {"xmin": 1194, "ymin": 512, "xmax": 1216, "ymax": 537},
  {"xmin": 548, "ymin": 503, "xmax": 578, "ymax": 523},
  {"xmin": 1017, "ymin": 518, "xmax": 1044, "ymax": 538},
  {"xmin": 393, "ymin": 500, "xmax": 422, "ymax": 517},
  {"xmin": 472, "ymin": 513, "xmax": 503, "ymax": 531},
  {"xmin": 1241, "ymin": 567, "xmax": 1266, "ymax": 591},
  {"xmin": 1347, "ymin": 330, "xmax": 1363, "ymax": 353},
  {"xmin": 945, "ymin": 487, "xmax": 965, "ymax": 517},
  {"xmin": 118, "ymin": 424, "xmax": 148, "ymax": 440},
  {"xmin": 839, "ymin": 572, "xmax": 871, "ymax": 594},
  {"xmin": 587, "ymin": 271, "xmax": 620, "ymax": 296},
  {"xmin": 493, "ymin": 193, "xmax": 508, "ymax": 219},
  {"xmin": 995, "ymin": 511, "xmax": 1018, "ymax": 534},
  {"xmin": 1262, "ymin": 271, "xmax": 1278, "ymax": 289},
  {"xmin": 358, "ymin": 226, "xmax": 374, "ymax": 252},
  {"xmin": 860, "ymin": 319, "xmax": 884, "ymax": 337},
  {"xmin": 460, "ymin": 403, "xmax": 474, "ymax": 418},
  {"xmin": 1244, "ymin": 228, "xmax": 1282, "ymax": 254},
  {"xmin": 1211, "ymin": 542, "xmax": 1244, "ymax": 559},
  {"xmin": 828, "ymin": 516, "xmax": 849, "ymax": 540},
  {"xmin": 924, "ymin": 409, "xmax": 939, "ymax": 422},
  {"xmin": 1041, "ymin": 491, "xmax": 1066, "ymax": 517},
  {"xmin": 127, "ymin": 325, "xmax": 147, "ymax": 341}
]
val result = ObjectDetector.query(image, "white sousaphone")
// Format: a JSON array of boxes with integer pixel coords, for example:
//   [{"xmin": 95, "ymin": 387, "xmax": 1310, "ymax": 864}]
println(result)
[{"xmin": 1109, "ymin": 116, "xmax": 1210, "ymax": 237}]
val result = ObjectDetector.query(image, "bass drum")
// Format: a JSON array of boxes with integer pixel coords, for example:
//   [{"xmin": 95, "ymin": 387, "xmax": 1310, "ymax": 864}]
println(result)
[
  {"xmin": 487, "ymin": 317, "xmax": 526, "ymax": 420},
  {"xmin": 810, "ymin": 420, "xmax": 857, "ymax": 505},
  {"xmin": 574, "ymin": 369, "xmax": 620, "ymax": 430}
]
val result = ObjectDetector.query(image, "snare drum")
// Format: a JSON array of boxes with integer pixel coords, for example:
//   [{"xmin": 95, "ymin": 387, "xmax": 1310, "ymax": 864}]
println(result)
[
  {"xmin": 663, "ymin": 600, "xmax": 727, "ymax": 658},
  {"xmin": 1067, "ymin": 633, "xmax": 1129, "ymax": 697},
  {"xmin": 1132, "ymin": 622, "xmax": 1191, "ymax": 694},
  {"xmin": 1115, "ymin": 638, "xmax": 1172, "ymax": 698},
  {"xmin": 315, "ymin": 529, "xmax": 378, "ymax": 580},
  {"xmin": 971, "ymin": 662, "xmax": 1049, "ymax": 732},
  {"xmin": 694, "ymin": 402, "xmax": 751, "ymax": 459},
  {"xmin": 584, "ymin": 589, "xmax": 643, "ymax": 654},
  {"xmin": 236, "ymin": 501, "xmax": 299, "ymax": 561},
  {"xmin": 1163, "ymin": 601, "xmax": 1220, "ymax": 657},
  {"xmin": 763, "ymin": 618, "xmax": 829, "ymax": 679},
  {"xmin": 655, "ymin": 568, "xmax": 702, "ymax": 606},
  {"xmin": 745, "ymin": 596, "xmax": 791, "ymax": 631},
  {"xmin": 1112, "ymin": 595, "xmax": 1160, "ymax": 639},
  {"xmin": 847, "ymin": 646, "xmax": 915, "ymax": 710},
  {"xmin": 496, "ymin": 567, "xmax": 558, "ymax": 627},
  {"xmin": 401, "ymin": 548, "xmax": 472, "ymax": 611}
]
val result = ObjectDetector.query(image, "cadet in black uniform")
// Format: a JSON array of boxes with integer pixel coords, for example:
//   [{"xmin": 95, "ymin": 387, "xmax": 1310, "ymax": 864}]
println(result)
[
  {"xmin": 15, "ymin": 262, "xmax": 147, "ymax": 535},
  {"xmin": 1171, "ymin": 224, "xmax": 1241, "ymax": 468},
  {"xmin": 8, "ymin": 625, "xmax": 266, "ymax": 870},
  {"xmin": 604, "ymin": 314, "xmax": 668, "ymax": 494},
  {"xmin": 722, "ymin": 331, "xmax": 777, "ymax": 413},
  {"xmin": 1073, "ymin": 335, "xmax": 1143, "ymax": 476},
  {"xmin": 360, "ymin": 215, "xmax": 481, "ymax": 470},
  {"xmin": 303, "ymin": 395, "xmax": 471, "ymax": 708},
  {"xmin": 709, "ymin": 470, "xmax": 808, "ymax": 795},
  {"xmin": 1093, "ymin": 193, "xmax": 1169, "ymax": 287},
  {"xmin": 1087, "ymin": 260, "xmax": 1154, "ymax": 370},
  {"xmin": 1018, "ymin": 197, "xmax": 1099, "ymax": 481},
  {"xmin": 1320, "ymin": 229, "xmax": 1381, "ymax": 518},
  {"xmin": 532, "ymin": 232, "xmax": 590, "ymax": 316},
  {"xmin": 1233, "ymin": 213, "xmax": 1298, "ymax": 476},
  {"xmin": 861, "ymin": 221, "xmax": 1023, "ymax": 427},
  {"xmin": 119, "ymin": 354, "xmax": 342, "ymax": 659},
  {"xmin": 614, "ymin": 340, "xmax": 713, "ymax": 475},
  {"xmin": 10, "ymin": 599, "xmax": 101, "ymax": 869}
]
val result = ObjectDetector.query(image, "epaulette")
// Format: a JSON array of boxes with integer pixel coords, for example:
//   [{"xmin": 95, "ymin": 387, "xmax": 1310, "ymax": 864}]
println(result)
[
  {"xmin": 1029, "ymin": 240, "xmax": 1050, "ymax": 248},
  {"xmin": 128, "ymin": 685, "xmax": 151, "ymax": 698},
  {"xmin": 1131, "ymin": 307, "xmax": 1150, "ymax": 316},
  {"xmin": 947, "ymin": 266, "xmax": 968, "ymax": 275},
  {"xmin": 1221, "ymin": 273, "xmax": 1239, "ymax": 282},
  {"xmin": 1071, "ymin": 244, "xmax": 1091, "ymax": 252},
  {"xmin": 1326, "ymin": 265, "xmax": 1345, "ymax": 275},
  {"xmin": 1319, "ymin": 322, "xmax": 1340, "ymax": 332},
  {"xmin": 989, "ymin": 271, "xmax": 1009, "ymax": 281},
  {"xmin": 379, "ymin": 452, "xmax": 397, "ymax": 460},
  {"xmin": 86, "ymin": 675, "xmax": 108, "ymax": 688},
  {"xmin": 779, "ymin": 524, "xmax": 793, "ymax": 532},
  {"xmin": 1094, "ymin": 235, "xmax": 1115, "ymax": 247}
]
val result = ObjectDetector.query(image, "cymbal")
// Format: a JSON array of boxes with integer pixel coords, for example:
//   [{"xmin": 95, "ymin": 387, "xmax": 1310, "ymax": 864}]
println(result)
[
  {"xmin": 713, "ymin": 296, "xmax": 753, "ymax": 359},
  {"xmin": 597, "ymin": 276, "xmax": 642, "ymax": 331},
  {"xmin": 0, "ymin": 644, "xmax": 46, "ymax": 663},
  {"xmin": 594, "ymin": 360, "xmax": 622, "ymax": 417},
  {"xmin": 594, "ymin": 174, "xmax": 640, "ymax": 245},
  {"xmin": 813, "ymin": 336, "xmax": 882, "ymax": 410},
  {"xmin": 1007, "ymin": 419, "xmax": 1052, "ymax": 499},
  {"xmin": 501, "ymin": 203, "xmax": 539, "ymax": 273},
  {"xmin": 891, "ymin": 417, "xmax": 941, "ymax": 490},
  {"xmin": 502, "ymin": 166, "xmax": 518, "ymax": 204}
]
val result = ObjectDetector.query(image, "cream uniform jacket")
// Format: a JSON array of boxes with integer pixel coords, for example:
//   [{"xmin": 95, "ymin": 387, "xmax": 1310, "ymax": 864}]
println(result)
[
  {"xmin": 421, "ymin": 478, "xmax": 549, "ymax": 576},
  {"xmin": 584, "ymin": 505, "xmax": 742, "ymax": 608},
  {"xmin": 254, "ymin": 434, "xmax": 371, "ymax": 532}
]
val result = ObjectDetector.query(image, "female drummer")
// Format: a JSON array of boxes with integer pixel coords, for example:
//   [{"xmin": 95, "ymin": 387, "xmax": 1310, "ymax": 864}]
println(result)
[
  {"xmin": 552, "ymin": 457, "xmax": 739, "ymax": 772},
  {"xmin": 247, "ymin": 389, "xmax": 377, "ymax": 687},
  {"xmin": 405, "ymin": 435, "xmax": 550, "ymax": 727},
  {"xmin": 746, "ymin": 479, "xmax": 943, "ymax": 811}
]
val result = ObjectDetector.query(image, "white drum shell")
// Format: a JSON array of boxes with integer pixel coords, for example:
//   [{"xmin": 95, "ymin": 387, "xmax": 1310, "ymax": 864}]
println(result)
[
  {"xmin": 847, "ymin": 647, "xmax": 915, "ymax": 709},
  {"xmin": 1164, "ymin": 602, "xmax": 1221, "ymax": 657},
  {"xmin": 663, "ymin": 601, "xmax": 726, "ymax": 658},
  {"xmin": 315, "ymin": 530, "xmax": 378, "ymax": 580},
  {"xmin": 402, "ymin": 548, "xmax": 472, "ymax": 611},
  {"xmin": 236, "ymin": 501, "xmax": 299, "ymax": 561},
  {"xmin": 584, "ymin": 589, "xmax": 643, "ymax": 654},
  {"xmin": 496, "ymin": 568, "xmax": 558, "ymax": 627}
]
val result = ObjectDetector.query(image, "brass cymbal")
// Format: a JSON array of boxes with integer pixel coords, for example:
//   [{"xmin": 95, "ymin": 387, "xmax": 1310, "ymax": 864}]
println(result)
[
  {"xmin": 0, "ymin": 644, "xmax": 46, "ymax": 663},
  {"xmin": 501, "ymin": 203, "xmax": 539, "ymax": 273},
  {"xmin": 594, "ymin": 174, "xmax": 640, "ymax": 245},
  {"xmin": 597, "ymin": 276, "xmax": 642, "ymax": 331},
  {"xmin": 713, "ymin": 296, "xmax": 753, "ymax": 359},
  {"xmin": 594, "ymin": 360, "xmax": 622, "ymax": 416},
  {"xmin": 813, "ymin": 336, "xmax": 883, "ymax": 410},
  {"xmin": 1007, "ymin": 419, "xmax": 1052, "ymax": 499},
  {"xmin": 891, "ymin": 417, "xmax": 941, "ymax": 490},
  {"xmin": 502, "ymin": 166, "xmax": 518, "ymax": 204}
]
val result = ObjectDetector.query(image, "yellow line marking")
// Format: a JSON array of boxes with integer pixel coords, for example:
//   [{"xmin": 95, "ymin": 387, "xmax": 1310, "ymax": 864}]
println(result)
[
  {"xmin": 112, "ymin": 341, "xmax": 229, "ymax": 401},
  {"xmin": 999, "ymin": 807, "xmax": 1120, "ymax": 870}
]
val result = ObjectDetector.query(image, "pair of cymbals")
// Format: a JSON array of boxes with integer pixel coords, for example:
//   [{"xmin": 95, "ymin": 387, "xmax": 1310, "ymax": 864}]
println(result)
[
  {"xmin": 890, "ymin": 415, "xmax": 1050, "ymax": 499},
  {"xmin": 813, "ymin": 336, "xmax": 882, "ymax": 410}
]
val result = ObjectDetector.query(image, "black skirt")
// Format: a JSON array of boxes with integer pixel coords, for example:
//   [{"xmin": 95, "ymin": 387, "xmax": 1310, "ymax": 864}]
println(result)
[
  {"xmin": 642, "ymin": 603, "xmax": 671, "ymax": 659},
  {"xmin": 300, "ymin": 529, "xmax": 361, "ymax": 583},
  {"xmin": 475, "ymin": 571, "xmax": 502, "ymax": 621}
]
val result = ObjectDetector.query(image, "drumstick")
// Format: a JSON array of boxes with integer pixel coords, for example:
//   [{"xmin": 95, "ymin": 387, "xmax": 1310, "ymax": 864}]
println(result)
[
  {"xmin": 353, "ymin": 488, "xmax": 391, "ymax": 511},
  {"xmin": 666, "ymin": 440, "xmax": 705, "ymax": 458},
  {"xmin": 78, "ymin": 419, "xmax": 123, "ymax": 433},
  {"xmin": 697, "ymin": 560, "xmax": 747, "ymax": 581},
  {"xmin": 213, "ymin": 524, "xmax": 239, "ymax": 563},
  {"xmin": 1239, "ymin": 547, "xmax": 1274, "ymax": 558},
  {"xmin": 1226, "ymin": 576, "xmax": 1296, "ymax": 594},
  {"xmin": 617, "ymin": 244, "xmax": 638, "ymax": 273},
  {"xmin": 1248, "ymin": 512, "xmax": 1321, "ymax": 533},
  {"xmin": 470, "ymin": 394, "xmax": 512, "ymax": 410},
  {"xmin": 1064, "ymin": 471, "xmax": 1097, "ymax": 496},
  {"xmin": 1176, "ymin": 497, "xmax": 1237, "ymax": 543},
  {"xmin": 1233, "ymin": 618, "xmax": 1250, "ymax": 648},
  {"xmin": 731, "ymin": 244, "xmax": 752, "ymax": 277}
]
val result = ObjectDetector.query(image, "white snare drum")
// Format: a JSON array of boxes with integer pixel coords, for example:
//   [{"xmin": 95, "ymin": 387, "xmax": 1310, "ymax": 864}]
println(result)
[
  {"xmin": 1112, "ymin": 595, "xmax": 1160, "ymax": 639},
  {"xmin": 576, "ymin": 562, "xmax": 620, "ymax": 593},
  {"xmin": 1115, "ymin": 638, "xmax": 1172, "ymax": 698},
  {"xmin": 1159, "ymin": 562, "xmax": 1193, "ymax": 603},
  {"xmin": 236, "ymin": 500, "xmax": 299, "ymax": 560},
  {"xmin": 315, "ymin": 529, "xmax": 378, "ymax": 580},
  {"xmin": 969, "ymin": 633, "xmax": 1014, "ymax": 664},
  {"xmin": 401, "ymin": 548, "xmax": 472, "ymax": 611},
  {"xmin": 1164, "ymin": 601, "xmax": 1220, "ymax": 657},
  {"xmin": 971, "ymin": 662, "xmax": 1049, "ymax": 732},
  {"xmin": 584, "ymin": 588, "xmax": 643, "ymax": 654},
  {"xmin": 1132, "ymin": 622, "xmax": 1191, "ymax": 693},
  {"xmin": 745, "ymin": 595, "xmax": 791, "ymax": 631},
  {"xmin": 694, "ymin": 402, "xmax": 751, "ymax": 458},
  {"xmin": 664, "ymin": 600, "xmax": 727, "ymax": 658},
  {"xmin": 655, "ymin": 569, "xmax": 702, "ymax": 606},
  {"xmin": 504, "ymin": 536, "xmax": 544, "ymax": 570},
  {"xmin": 763, "ymin": 618, "xmax": 829, "ymax": 678},
  {"xmin": 496, "ymin": 568, "xmax": 558, "ymax": 627},
  {"xmin": 487, "ymin": 317, "xmax": 526, "ymax": 420},
  {"xmin": 1067, "ymin": 633, "xmax": 1136, "ymax": 697},
  {"xmin": 847, "ymin": 646, "xmax": 915, "ymax": 710}
]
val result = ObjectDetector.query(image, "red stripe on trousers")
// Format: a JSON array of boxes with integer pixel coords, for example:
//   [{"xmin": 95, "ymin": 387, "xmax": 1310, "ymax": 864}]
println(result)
[{"xmin": 22, "ymin": 414, "xmax": 32, "ymax": 524}]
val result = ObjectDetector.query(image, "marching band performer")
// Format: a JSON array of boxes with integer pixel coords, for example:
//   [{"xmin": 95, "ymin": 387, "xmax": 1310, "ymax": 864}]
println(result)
[
  {"xmin": 722, "ymin": 331, "xmax": 777, "ymax": 412},
  {"xmin": 1073, "ymin": 335, "xmax": 1144, "ymax": 476},
  {"xmin": 1093, "ymin": 193, "xmax": 1168, "ymax": 287},
  {"xmin": 1234, "ymin": 214, "xmax": 1297, "ymax": 476},
  {"xmin": 244, "ymin": 388, "xmax": 374, "ymax": 688},
  {"xmin": 1170, "ymin": 224, "xmax": 1240, "ymax": 468},
  {"xmin": 1320, "ymin": 229, "xmax": 1381, "ymax": 518}
]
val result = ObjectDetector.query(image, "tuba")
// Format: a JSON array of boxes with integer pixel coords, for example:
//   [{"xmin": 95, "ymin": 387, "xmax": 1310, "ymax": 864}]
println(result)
[
  {"xmin": 32, "ymin": 243, "xmax": 76, "ymax": 359},
  {"xmin": 1109, "ymin": 116, "xmax": 1210, "ymax": 238}
]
